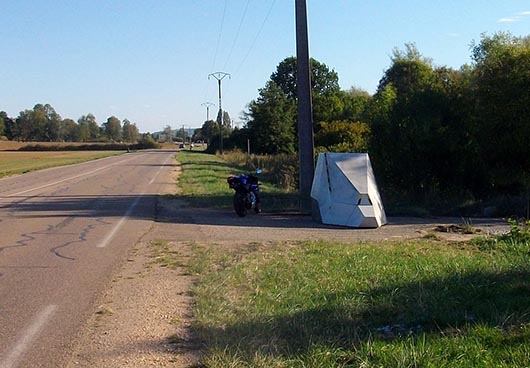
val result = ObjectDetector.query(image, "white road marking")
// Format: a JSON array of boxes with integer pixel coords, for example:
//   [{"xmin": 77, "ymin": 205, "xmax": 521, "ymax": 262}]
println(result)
[
  {"xmin": 149, "ymin": 154, "xmax": 172, "ymax": 185},
  {"xmin": 97, "ymin": 153, "xmax": 173, "ymax": 248},
  {"xmin": 96, "ymin": 195, "xmax": 143, "ymax": 248},
  {"xmin": 0, "ymin": 305, "xmax": 57, "ymax": 368}
]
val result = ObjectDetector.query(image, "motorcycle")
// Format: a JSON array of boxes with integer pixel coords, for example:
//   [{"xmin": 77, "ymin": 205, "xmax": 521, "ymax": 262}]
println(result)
[{"xmin": 227, "ymin": 170, "xmax": 262, "ymax": 217}]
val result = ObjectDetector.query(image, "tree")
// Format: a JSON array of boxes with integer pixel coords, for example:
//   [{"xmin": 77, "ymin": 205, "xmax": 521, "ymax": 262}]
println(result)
[
  {"xmin": 0, "ymin": 111, "xmax": 6, "ymax": 137},
  {"xmin": 246, "ymin": 81, "xmax": 296, "ymax": 154},
  {"xmin": 1, "ymin": 111, "xmax": 17, "ymax": 140},
  {"xmin": 315, "ymin": 120, "xmax": 370, "ymax": 153},
  {"xmin": 369, "ymin": 44, "xmax": 446, "ymax": 198},
  {"xmin": 122, "ymin": 119, "xmax": 140, "ymax": 143},
  {"xmin": 61, "ymin": 118, "xmax": 79, "ymax": 141},
  {"xmin": 139, "ymin": 133, "xmax": 159, "ymax": 148},
  {"xmin": 87, "ymin": 114, "xmax": 100, "ymax": 140},
  {"xmin": 244, "ymin": 56, "xmax": 341, "ymax": 154},
  {"xmin": 270, "ymin": 56, "xmax": 340, "ymax": 99},
  {"xmin": 191, "ymin": 128, "xmax": 202, "ymax": 142},
  {"xmin": 77, "ymin": 115, "xmax": 90, "ymax": 142},
  {"xmin": 42, "ymin": 104, "xmax": 61, "ymax": 141},
  {"xmin": 200, "ymin": 120, "xmax": 217, "ymax": 145},
  {"xmin": 103, "ymin": 116, "xmax": 122, "ymax": 141},
  {"xmin": 12, "ymin": 104, "xmax": 63, "ymax": 141},
  {"xmin": 340, "ymin": 87, "xmax": 372, "ymax": 121},
  {"xmin": 162, "ymin": 125, "xmax": 173, "ymax": 143},
  {"xmin": 368, "ymin": 43, "xmax": 480, "ymax": 201},
  {"xmin": 223, "ymin": 111, "xmax": 232, "ymax": 131},
  {"xmin": 471, "ymin": 32, "xmax": 530, "ymax": 193}
]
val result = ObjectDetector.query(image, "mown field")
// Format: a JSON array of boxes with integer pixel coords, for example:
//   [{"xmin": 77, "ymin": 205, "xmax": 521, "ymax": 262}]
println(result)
[
  {"xmin": 173, "ymin": 150, "xmax": 530, "ymax": 368},
  {"xmin": 0, "ymin": 149, "xmax": 123, "ymax": 178}
]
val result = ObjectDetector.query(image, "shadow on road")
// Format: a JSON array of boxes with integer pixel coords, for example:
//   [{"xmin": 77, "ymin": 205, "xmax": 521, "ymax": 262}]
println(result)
[{"xmin": 2, "ymin": 193, "xmax": 509, "ymax": 233}]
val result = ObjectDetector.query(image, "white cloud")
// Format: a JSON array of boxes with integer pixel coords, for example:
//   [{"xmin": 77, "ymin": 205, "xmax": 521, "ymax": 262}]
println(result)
[{"xmin": 498, "ymin": 10, "xmax": 530, "ymax": 23}]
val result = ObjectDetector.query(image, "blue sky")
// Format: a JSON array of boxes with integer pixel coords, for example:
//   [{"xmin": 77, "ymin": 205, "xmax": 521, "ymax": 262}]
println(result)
[{"xmin": 1, "ymin": 1, "xmax": 529, "ymax": 133}]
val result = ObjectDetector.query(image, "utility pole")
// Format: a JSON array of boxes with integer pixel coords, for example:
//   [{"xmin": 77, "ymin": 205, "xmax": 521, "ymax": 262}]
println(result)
[
  {"xmin": 295, "ymin": 0, "xmax": 315, "ymax": 197},
  {"xmin": 208, "ymin": 72, "xmax": 230, "ymax": 154},
  {"xmin": 201, "ymin": 102, "xmax": 215, "ymax": 122}
]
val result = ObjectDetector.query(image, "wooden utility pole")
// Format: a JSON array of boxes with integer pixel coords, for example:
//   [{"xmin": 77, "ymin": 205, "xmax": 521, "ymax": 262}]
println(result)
[{"xmin": 295, "ymin": 0, "xmax": 314, "ymax": 196}]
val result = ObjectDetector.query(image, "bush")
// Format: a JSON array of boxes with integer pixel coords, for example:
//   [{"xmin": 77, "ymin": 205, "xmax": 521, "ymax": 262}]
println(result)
[
  {"xmin": 473, "ymin": 218, "xmax": 530, "ymax": 251},
  {"xmin": 221, "ymin": 150, "xmax": 298, "ymax": 191}
]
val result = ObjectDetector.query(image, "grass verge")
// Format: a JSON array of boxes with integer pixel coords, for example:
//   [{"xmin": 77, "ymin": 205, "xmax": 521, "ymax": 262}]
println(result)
[
  {"xmin": 189, "ymin": 234, "xmax": 530, "ymax": 367},
  {"xmin": 175, "ymin": 150, "xmax": 306, "ymax": 212},
  {"xmin": 148, "ymin": 240, "xmax": 185, "ymax": 269},
  {"xmin": 0, "ymin": 150, "xmax": 123, "ymax": 178}
]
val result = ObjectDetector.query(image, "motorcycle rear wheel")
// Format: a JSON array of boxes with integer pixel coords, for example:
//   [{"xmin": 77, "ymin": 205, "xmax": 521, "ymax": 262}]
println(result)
[{"xmin": 233, "ymin": 193, "xmax": 247, "ymax": 217}]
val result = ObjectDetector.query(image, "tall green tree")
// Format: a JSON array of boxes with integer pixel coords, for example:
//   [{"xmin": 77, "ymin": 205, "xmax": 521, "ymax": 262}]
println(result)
[
  {"xmin": 77, "ymin": 115, "xmax": 90, "ymax": 142},
  {"xmin": 471, "ymin": 32, "xmax": 530, "ymax": 193},
  {"xmin": 244, "ymin": 57, "xmax": 342, "ymax": 154},
  {"xmin": 61, "ymin": 118, "xmax": 79, "ymax": 141},
  {"xmin": 122, "ymin": 119, "xmax": 140, "ymax": 143},
  {"xmin": 270, "ymin": 56, "xmax": 340, "ymax": 99},
  {"xmin": 246, "ymin": 81, "xmax": 296, "ymax": 154},
  {"xmin": 0, "ymin": 111, "xmax": 6, "ymax": 137},
  {"xmin": 103, "ymin": 116, "xmax": 122, "ymax": 141},
  {"xmin": 368, "ymin": 44, "xmax": 471, "ymax": 199},
  {"xmin": 200, "ymin": 120, "xmax": 217, "ymax": 145},
  {"xmin": 15, "ymin": 104, "xmax": 55, "ymax": 141},
  {"xmin": 1, "ymin": 111, "xmax": 17, "ymax": 140},
  {"xmin": 41, "ymin": 104, "xmax": 61, "ymax": 141},
  {"xmin": 87, "ymin": 114, "xmax": 100, "ymax": 140}
]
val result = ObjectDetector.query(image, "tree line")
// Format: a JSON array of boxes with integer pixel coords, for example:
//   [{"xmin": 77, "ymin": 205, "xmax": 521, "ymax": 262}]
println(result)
[
  {"xmin": 201, "ymin": 32, "xmax": 530, "ymax": 211},
  {"xmin": 0, "ymin": 105, "xmax": 142, "ymax": 143}
]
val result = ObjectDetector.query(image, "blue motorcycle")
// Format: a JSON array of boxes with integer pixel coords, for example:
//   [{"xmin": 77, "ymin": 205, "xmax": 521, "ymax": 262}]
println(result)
[{"xmin": 227, "ymin": 170, "xmax": 262, "ymax": 217}]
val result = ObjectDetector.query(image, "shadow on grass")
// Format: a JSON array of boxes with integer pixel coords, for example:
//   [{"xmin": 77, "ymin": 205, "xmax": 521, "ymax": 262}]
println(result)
[{"xmin": 194, "ymin": 268, "xmax": 530, "ymax": 358}]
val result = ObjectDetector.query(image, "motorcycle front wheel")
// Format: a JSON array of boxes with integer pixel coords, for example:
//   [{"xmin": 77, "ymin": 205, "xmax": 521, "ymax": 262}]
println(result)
[{"xmin": 233, "ymin": 193, "xmax": 247, "ymax": 217}]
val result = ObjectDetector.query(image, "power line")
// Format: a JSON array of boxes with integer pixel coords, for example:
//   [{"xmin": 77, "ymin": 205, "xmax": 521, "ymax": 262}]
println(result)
[
  {"xmin": 233, "ymin": 0, "xmax": 277, "ymax": 76},
  {"xmin": 202, "ymin": 0, "xmax": 228, "ymax": 117},
  {"xmin": 223, "ymin": 0, "xmax": 251, "ymax": 71},
  {"xmin": 211, "ymin": 0, "xmax": 229, "ymax": 72}
]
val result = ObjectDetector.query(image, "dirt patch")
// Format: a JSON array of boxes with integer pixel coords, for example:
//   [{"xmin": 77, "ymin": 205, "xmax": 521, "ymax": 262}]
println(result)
[{"xmin": 68, "ymin": 239, "xmax": 201, "ymax": 368}]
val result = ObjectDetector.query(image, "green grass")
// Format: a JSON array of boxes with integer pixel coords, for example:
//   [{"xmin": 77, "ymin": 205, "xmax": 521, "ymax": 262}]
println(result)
[
  {"xmin": 189, "ymin": 237, "xmax": 530, "ymax": 367},
  {"xmin": 173, "ymin": 150, "xmax": 530, "ymax": 365},
  {"xmin": 0, "ymin": 150, "xmax": 123, "ymax": 178},
  {"xmin": 148, "ymin": 240, "xmax": 184, "ymax": 269},
  {"xmin": 175, "ymin": 150, "xmax": 306, "ymax": 211}
]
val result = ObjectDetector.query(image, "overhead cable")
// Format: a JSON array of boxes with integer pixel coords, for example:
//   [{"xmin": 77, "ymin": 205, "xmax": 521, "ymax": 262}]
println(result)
[
  {"xmin": 223, "ymin": 0, "xmax": 251, "ymax": 71},
  {"xmin": 233, "ymin": 0, "xmax": 277, "ymax": 76},
  {"xmin": 211, "ymin": 0, "xmax": 229, "ymax": 72}
]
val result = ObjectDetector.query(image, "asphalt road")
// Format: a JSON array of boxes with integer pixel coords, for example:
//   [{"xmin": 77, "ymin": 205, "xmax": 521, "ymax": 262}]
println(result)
[{"xmin": 0, "ymin": 150, "xmax": 177, "ymax": 368}]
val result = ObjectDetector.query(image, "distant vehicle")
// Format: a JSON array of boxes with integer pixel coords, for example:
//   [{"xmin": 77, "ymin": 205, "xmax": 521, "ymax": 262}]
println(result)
[{"xmin": 179, "ymin": 143, "xmax": 185, "ymax": 148}]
